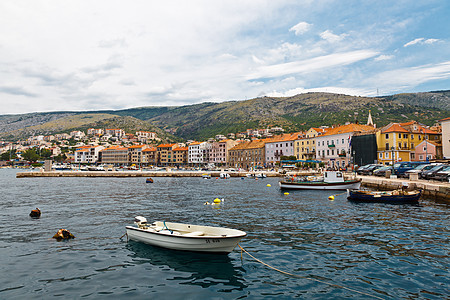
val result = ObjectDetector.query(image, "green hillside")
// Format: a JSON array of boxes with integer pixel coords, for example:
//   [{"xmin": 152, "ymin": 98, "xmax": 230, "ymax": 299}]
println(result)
[{"xmin": 0, "ymin": 91, "xmax": 448, "ymax": 141}]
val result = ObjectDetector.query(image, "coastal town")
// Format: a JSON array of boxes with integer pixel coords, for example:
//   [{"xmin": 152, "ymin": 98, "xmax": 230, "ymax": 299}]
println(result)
[{"xmin": 1, "ymin": 112, "xmax": 449, "ymax": 172}]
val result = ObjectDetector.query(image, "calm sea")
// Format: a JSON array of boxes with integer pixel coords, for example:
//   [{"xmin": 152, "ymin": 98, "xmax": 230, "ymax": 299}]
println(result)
[{"xmin": 0, "ymin": 169, "xmax": 448, "ymax": 299}]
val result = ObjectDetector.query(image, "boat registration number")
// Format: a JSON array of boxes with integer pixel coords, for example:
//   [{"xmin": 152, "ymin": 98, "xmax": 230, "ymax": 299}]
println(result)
[{"xmin": 205, "ymin": 239, "xmax": 220, "ymax": 244}]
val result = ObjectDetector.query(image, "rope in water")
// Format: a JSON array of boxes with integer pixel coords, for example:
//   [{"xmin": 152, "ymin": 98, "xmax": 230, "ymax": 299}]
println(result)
[{"xmin": 237, "ymin": 244, "xmax": 385, "ymax": 300}]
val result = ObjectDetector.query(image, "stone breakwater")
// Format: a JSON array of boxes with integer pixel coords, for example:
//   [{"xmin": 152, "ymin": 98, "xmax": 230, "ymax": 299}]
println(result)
[
  {"xmin": 15, "ymin": 171, "xmax": 450, "ymax": 202},
  {"xmin": 15, "ymin": 170, "xmax": 280, "ymax": 178}
]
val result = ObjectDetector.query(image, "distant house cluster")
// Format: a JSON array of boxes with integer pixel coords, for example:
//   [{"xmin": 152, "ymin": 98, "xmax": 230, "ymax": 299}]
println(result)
[{"xmin": 1, "ymin": 114, "xmax": 450, "ymax": 169}]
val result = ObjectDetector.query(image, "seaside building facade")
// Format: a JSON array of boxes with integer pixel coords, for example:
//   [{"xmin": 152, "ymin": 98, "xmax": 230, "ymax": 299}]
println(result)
[
  {"xmin": 142, "ymin": 147, "xmax": 157, "ymax": 166},
  {"xmin": 440, "ymin": 117, "xmax": 450, "ymax": 159},
  {"xmin": 229, "ymin": 140, "xmax": 266, "ymax": 170},
  {"xmin": 316, "ymin": 124, "xmax": 374, "ymax": 169},
  {"xmin": 100, "ymin": 146, "xmax": 129, "ymax": 165},
  {"xmin": 265, "ymin": 133, "xmax": 300, "ymax": 167},
  {"xmin": 74, "ymin": 145, "xmax": 104, "ymax": 164}
]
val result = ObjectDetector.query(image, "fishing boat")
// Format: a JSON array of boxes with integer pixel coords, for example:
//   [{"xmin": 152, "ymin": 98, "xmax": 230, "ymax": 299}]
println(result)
[
  {"xmin": 125, "ymin": 216, "xmax": 247, "ymax": 254},
  {"xmin": 219, "ymin": 173, "xmax": 230, "ymax": 179},
  {"xmin": 202, "ymin": 174, "xmax": 211, "ymax": 179},
  {"xmin": 279, "ymin": 171, "xmax": 361, "ymax": 190},
  {"xmin": 146, "ymin": 178, "xmax": 153, "ymax": 183},
  {"xmin": 347, "ymin": 189, "xmax": 421, "ymax": 203}
]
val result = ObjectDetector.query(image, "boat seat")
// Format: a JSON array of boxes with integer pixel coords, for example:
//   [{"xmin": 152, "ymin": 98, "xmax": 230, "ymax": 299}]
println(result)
[{"xmin": 183, "ymin": 231, "xmax": 204, "ymax": 237}]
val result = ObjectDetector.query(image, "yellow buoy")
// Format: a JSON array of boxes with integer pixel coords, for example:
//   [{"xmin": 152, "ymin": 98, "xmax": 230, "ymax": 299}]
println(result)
[
  {"xmin": 284, "ymin": 192, "xmax": 289, "ymax": 195},
  {"xmin": 267, "ymin": 184, "xmax": 271, "ymax": 187},
  {"xmin": 328, "ymin": 196, "xmax": 335, "ymax": 201},
  {"xmin": 213, "ymin": 198, "xmax": 221, "ymax": 204}
]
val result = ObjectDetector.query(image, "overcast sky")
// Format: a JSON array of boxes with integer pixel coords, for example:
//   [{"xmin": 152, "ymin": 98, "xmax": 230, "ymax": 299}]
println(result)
[{"xmin": 0, "ymin": 0, "xmax": 449, "ymax": 114}]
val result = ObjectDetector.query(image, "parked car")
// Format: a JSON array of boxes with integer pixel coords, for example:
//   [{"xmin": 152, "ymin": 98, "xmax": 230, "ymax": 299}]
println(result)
[
  {"xmin": 373, "ymin": 166, "xmax": 392, "ymax": 177},
  {"xmin": 433, "ymin": 166, "xmax": 450, "ymax": 181},
  {"xmin": 356, "ymin": 164, "xmax": 376, "ymax": 175},
  {"xmin": 360, "ymin": 164, "xmax": 384, "ymax": 175},
  {"xmin": 404, "ymin": 164, "xmax": 439, "ymax": 178},
  {"xmin": 393, "ymin": 162, "xmax": 429, "ymax": 177},
  {"xmin": 421, "ymin": 165, "xmax": 448, "ymax": 180}
]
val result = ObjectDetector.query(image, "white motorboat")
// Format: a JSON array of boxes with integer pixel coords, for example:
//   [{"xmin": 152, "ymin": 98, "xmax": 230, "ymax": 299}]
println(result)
[
  {"xmin": 125, "ymin": 217, "xmax": 247, "ymax": 254},
  {"xmin": 279, "ymin": 171, "xmax": 361, "ymax": 190}
]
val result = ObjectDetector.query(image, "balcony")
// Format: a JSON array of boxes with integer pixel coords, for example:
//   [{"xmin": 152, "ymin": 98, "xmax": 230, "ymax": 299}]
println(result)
[{"xmin": 328, "ymin": 144, "xmax": 335, "ymax": 148}]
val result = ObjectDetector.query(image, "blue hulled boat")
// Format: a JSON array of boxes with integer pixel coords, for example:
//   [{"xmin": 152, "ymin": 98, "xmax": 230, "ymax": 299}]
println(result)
[{"xmin": 347, "ymin": 189, "xmax": 421, "ymax": 204}]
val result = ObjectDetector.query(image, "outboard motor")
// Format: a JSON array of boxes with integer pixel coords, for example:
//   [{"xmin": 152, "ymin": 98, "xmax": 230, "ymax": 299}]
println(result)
[{"xmin": 134, "ymin": 216, "xmax": 148, "ymax": 228}]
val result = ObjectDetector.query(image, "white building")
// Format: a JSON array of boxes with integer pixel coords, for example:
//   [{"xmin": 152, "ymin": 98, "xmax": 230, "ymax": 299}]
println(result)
[
  {"xmin": 74, "ymin": 145, "xmax": 104, "ymax": 164},
  {"xmin": 440, "ymin": 117, "xmax": 450, "ymax": 159},
  {"xmin": 188, "ymin": 142, "xmax": 210, "ymax": 165},
  {"xmin": 316, "ymin": 124, "xmax": 374, "ymax": 169}
]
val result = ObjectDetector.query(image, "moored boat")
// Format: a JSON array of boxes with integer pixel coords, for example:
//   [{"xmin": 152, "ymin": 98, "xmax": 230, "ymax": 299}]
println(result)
[
  {"xmin": 279, "ymin": 171, "xmax": 361, "ymax": 190},
  {"xmin": 125, "ymin": 216, "xmax": 247, "ymax": 254},
  {"xmin": 347, "ymin": 189, "xmax": 421, "ymax": 203},
  {"xmin": 146, "ymin": 177, "xmax": 153, "ymax": 183}
]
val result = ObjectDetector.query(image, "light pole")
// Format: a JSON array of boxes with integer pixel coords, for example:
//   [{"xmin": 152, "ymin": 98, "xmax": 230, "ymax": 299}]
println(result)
[{"xmin": 391, "ymin": 146, "xmax": 395, "ymax": 175}]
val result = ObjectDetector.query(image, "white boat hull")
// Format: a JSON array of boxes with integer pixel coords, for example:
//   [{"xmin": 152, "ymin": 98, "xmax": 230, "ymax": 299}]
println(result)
[
  {"xmin": 126, "ymin": 221, "xmax": 246, "ymax": 254},
  {"xmin": 279, "ymin": 180, "xmax": 361, "ymax": 190}
]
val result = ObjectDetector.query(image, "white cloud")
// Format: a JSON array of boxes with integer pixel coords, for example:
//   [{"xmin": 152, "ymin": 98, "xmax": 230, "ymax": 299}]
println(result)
[
  {"xmin": 365, "ymin": 61, "xmax": 450, "ymax": 93},
  {"xmin": 266, "ymin": 86, "xmax": 371, "ymax": 98},
  {"xmin": 404, "ymin": 38, "xmax": 440, "ymax": 47},
  {"xmin": 246, "ymin": 50, "xmax": 379, "ymax": 80},
  {"xmin": 289, "ymin": 22, "xmax": 312, "ymax": 35},
  {"xmin": 374, "ymin": 55, "xmax": 394, "ymax": 61},
  {"xmin": 320, "ymin": 30, "xmax": 347, "ymax": 43}
]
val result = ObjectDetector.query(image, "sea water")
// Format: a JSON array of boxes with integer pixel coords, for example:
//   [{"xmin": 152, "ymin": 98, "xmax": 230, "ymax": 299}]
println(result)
[{"xmin": 0, "ymin": 169, "xmax": 448, "ymax": 299}]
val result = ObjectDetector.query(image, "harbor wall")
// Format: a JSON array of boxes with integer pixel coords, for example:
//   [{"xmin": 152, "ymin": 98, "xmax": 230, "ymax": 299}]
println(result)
[{"xmin": 15, "ymin": 170, "xmax": 450, "ymax": 202}]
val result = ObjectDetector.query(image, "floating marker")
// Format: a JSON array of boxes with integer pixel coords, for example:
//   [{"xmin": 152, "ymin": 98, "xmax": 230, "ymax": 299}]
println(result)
[
  {"xmin": 328, "ymin": 196, "xmax": 335, "ymax": 201},
  {"xmin": 284, "ymin": 192, "xmax": 289, "ymax": 195},
  {"xmin": 213, "ymin": 198, "xmax": 221, "ymax": 204},
  {"xmin": 267, "ymin": 184, "xmax": 271, "ymax": 187}
]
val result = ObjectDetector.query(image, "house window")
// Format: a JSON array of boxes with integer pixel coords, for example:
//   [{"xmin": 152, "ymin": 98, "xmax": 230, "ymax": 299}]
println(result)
[
  {"xmin": 379, "ymin": 153, "xmax": 382, "ymax": 159},
  {"xmin": 398, "ymin": 133, "xmax": 401, "ymax": 139},
  {"xmin": 385, "ymin": 133, "xmax": 389, "ymax": 139},
  {"xmin": 385, "ymin": 143, "xmax": 389, "ymax": 150},
  {"xmin": 419, "ymin": 155, "xmax": 424, "ymax": 160},
  {"xmin": 327, "ymin": 149, "xmax": 329, "ymax": 155},
  {"xmin": 403, "ymin": 134, "xmax": 408, "ymax": 139},
  {"xmin": 385, "ymin": 152, "xmax": 389, "ymax": 159},
  {"xmin": 342, "ymin": 138, "xmax": 344, "ymax": 144},
  {"xmin": 411, "ymin": 134, "xmax": 414, "ymax": 140}
]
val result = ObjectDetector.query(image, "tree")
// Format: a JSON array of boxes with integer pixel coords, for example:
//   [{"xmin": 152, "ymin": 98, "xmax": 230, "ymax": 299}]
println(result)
[
  {"xmin": 40, "ymin": 149, "xmax": 52, "ymax": 158},
  {"xmin": 0, "ymin": 150, "xmax": 17, "ymax": 161},
  {"xmin": 22, "ymin": 149, "xmax": 40, "ymax": 162}
]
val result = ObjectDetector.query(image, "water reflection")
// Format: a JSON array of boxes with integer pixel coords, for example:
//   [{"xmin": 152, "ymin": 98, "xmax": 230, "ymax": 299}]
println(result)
[{"xmin": 125, "ymin": 241, "xmax": 246, "ymax": 291}]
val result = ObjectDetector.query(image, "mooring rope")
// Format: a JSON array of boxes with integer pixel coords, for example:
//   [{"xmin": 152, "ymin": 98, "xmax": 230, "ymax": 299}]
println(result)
[{"xmin": 238, "ymin": 244, "xmax": 385, "ymax": 300}]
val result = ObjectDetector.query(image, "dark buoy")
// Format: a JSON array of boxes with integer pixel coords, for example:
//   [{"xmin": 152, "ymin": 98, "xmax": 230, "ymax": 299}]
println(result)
[
  {"xmin": 53, "ymin": 229, "xmax": 75, "ymax": 240},
  {"xmin": 29, "ymin": 208, "xmax": 41, "ymax": 218}
]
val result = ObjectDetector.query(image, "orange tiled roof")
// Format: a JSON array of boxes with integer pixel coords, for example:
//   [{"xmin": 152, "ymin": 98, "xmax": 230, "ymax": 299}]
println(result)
[
  {"xmin": 143, "ymin": 147, "xmax": 157, "ymax": 152},
  {"xmin": 230, "ymin": 139, "xmax": 266, "ymax": 150},
  {"xmin": 382, "ymin": 123, "xmax": 409, "ymax": 133},
  {"xmin": 173, "ymin": 147, "xmax": 188, "ymax": 151},
  {"xmin": 439, "ymin": 117, "xmax": 450, "ymax": 122},
  {"xmin": 322, "ymin": 124, "xmax": 374, "ymax": 136},
  {"xmin": 102, "ymin": 146, "xmax": 128, "ymax": 151},
  {"xmin": 415, "ymin": 125, "xmax": 439, "ymax": 134},
  {"xmin": 189, "ymin": 141, "xmax": 201, "ymax": 145},
  {"xmin": 157, "ymin": 143, "xmax": 176, "ymax": 148},
  {"xmin": 128, "ymin": 144, "xmax": 147, "ymax": 149}
]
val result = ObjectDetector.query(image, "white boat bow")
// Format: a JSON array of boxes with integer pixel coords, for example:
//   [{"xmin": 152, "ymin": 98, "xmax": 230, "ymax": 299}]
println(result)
[{"xmin": 125, "ymin": 217, "xmax": 246, "ymax": 254}]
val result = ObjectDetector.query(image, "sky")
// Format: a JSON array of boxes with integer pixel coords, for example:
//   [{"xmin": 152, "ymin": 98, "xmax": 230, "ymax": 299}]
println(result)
[{"xmin": 0, "ymin": 0, "xmax": 449, "ymax": 114}]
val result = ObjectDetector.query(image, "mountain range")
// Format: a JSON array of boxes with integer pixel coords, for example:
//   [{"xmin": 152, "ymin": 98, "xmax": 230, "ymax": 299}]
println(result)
[{"xmin": 1, "ymin": 90, "xmax": 449, "ymax": 142}]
